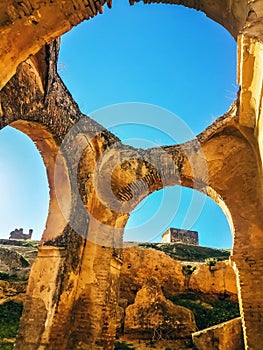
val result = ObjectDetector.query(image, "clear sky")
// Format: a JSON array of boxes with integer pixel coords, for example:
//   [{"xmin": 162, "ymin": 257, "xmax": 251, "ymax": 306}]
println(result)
[
  {"xmin": 0, "ymin": 126, "xmax": 49, "ymax": 240},
  {"xmin": 0, "ymin": 1, "xmax": 238, "ymax": 247}
]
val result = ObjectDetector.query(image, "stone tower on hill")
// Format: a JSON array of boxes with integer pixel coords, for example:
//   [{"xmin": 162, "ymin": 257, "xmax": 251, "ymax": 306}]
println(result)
[{"xmin": 162, "ymin": 228, "xmax": 199, "ymax": 246}]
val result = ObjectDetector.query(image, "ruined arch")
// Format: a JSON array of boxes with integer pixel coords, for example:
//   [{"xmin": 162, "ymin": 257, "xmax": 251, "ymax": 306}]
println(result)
[
  {"xmin": 124, "ymin": 185, "xmax": 233, "ymax": 248},
  {"xmin": 0, "ymin": 0, "xmax": 248, "ymax": 91},
  {"xmin": 0, "ymin": 1, "xmax": 263, "ymax": 350},
  {"xmin": 0, "ymin": 125, "xmax": 49, "ymax": 240},
  {"xmin": 10, "ymin": 120, "xmax": 71, "ymax": 242}
]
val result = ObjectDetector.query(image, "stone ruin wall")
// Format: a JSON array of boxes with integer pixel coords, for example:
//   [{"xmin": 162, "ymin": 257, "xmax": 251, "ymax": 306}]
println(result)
[
  {"xmin": 0, "ymin": 1, "xmax": 263, "ymax": 349},
  {"xmin": 162, "ymin": 228, "xmax": 199, "ymax": 245}
]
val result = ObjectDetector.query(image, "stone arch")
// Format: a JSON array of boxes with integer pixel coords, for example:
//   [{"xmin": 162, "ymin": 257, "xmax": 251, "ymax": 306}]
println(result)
[
  {"xmin": 0, "ymin": 2, "xmax": 263, "ymax": 349},
  {"xmin": 124, "ymin": 184, "xmax": 233, "ymax": 248},
  {"xmin": 205, "ymin": 186, "xmax": 234, "ymax": 244},
  {"xmin": 130, "ymin": 0, "xmax": 248, "ymax": 39},
  {"xmin": 167, "ymin": 114, "xmax": 263, "ymax": 349},
  {"xmin": 9, "ymin": 120, "xmax": 71, "ymax": 242},
  {"xmin": 0, "ymin": 0, "xmax": 248, "ymax": 90}
]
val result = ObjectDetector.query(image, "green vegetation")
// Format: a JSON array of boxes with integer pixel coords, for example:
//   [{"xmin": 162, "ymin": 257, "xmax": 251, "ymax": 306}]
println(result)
[
  {"xmin": 114, "ymin": 342, "xmax": 135, "ymax": 350},
  {"xmin": 139, "ymin": 243, "xmax": 230, "ymax": 262},
  {"xmin": 0, "ymin": 341, "xmax": 14, "ymax": 350},
  {"xmin": 0, "ymin": 272, "xmax": 27, "ymax": 282},
  {"xmin": 19, "ymin": 255, "xmax": 29, "ymax": 267},
  {"xmin": 182, "ymin": 264, "xmax": 197, "ymax": 276},
  {"xmin": 0, "ymin": 272, "xmax": 11, "ymax": 281},
  {"xmin": 19, "ymin": 240, "xmax": 39, "ymax": 248},
  {"xmin": 205, "ymin": 257, "xmax": 218, "ymax": 267},
  {"xmin": 0, "ymin": 301, "xmax": 23, "ymax": 340},
  {"xmin": 0, "ymin": 239, "xmax": 39, "ymax": 248},
  {"xmin": 168, "ymin": 293, "xmax": 240, "ymax": 330}
]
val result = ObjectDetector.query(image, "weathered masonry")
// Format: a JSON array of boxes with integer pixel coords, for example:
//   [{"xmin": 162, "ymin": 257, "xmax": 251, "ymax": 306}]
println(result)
[
  {"xmin": 162, "ymin": 228, "xmax": 199, "ymax": 245},
  {"xmin": 0, "ymin": 1, "xmax": 263, "ymax": 349}
]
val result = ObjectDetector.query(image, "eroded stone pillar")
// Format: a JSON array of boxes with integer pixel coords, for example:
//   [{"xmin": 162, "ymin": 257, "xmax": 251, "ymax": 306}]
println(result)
[
  {"xmin": 66, "ymin": 216, "xmax": 124, "ymax": 350},
  {"xmin": 15, "ymin": 246, "xmax": 67, "ymax": 349},
  {"xmin": 232, "ymin": 246, "xmax": 263, "ymax": 350}
]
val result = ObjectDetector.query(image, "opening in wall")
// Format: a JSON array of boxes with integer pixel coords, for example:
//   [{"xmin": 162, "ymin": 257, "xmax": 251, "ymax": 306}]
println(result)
[
  {"xmin": 124, "ymin": 186, "xmax": 233, "ymax": 250},
  {"xmin": 0, "ymin": 126, "xmax": 49, "ymax": 241}
]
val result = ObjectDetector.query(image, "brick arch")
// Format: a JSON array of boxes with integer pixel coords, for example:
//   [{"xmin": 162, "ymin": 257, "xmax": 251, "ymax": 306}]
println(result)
[
  {"xmin": 0, "ymin": 0, "xmax": 247, "ymax": 91},
  {"xmin": 96, "ymin": 102, "xmax": 257, "ymax": 240},
  {"xmin": 1, "ymin": 1, "xmax": 263, "ymax": 349},
  {"xmin": 0, "ymin": 0, "xmax": 112, "ymax": 90},
  {"xmin": 130, "ymin": 0, "xmax": 248, "ymax": 38},
  {"xmin": 10, "ymin": 120, "xmax": 71, "ymax": 243}
]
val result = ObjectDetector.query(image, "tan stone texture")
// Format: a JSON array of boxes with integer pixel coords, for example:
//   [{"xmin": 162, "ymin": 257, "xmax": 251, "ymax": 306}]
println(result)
[
  {"xmin": 189, "ymin": 261, "xmax": 237, "ymax": 298},
  {"xmin": 192, "ymin": 317, "xmax": 244, "ymax": 350},
  {"xmin": 0, "ymin": 1, "xmax": 263, "ymax": 349},
  {"xmin": 124, "ymin": 276, "xmax": 196, "ymax": 340},
  {"xmin": 120, "ymin": 247, "xmax": 237, "ymax": 304}
]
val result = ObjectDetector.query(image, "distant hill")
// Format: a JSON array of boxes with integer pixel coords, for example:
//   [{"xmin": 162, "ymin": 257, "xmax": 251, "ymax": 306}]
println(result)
[
  {"xmin": 136, "ymin": 242, "xmax": 231, "ymax": 262},
  {"xmin": 0, "ymin": 239, "xmax": 231, "ymax": 264}
]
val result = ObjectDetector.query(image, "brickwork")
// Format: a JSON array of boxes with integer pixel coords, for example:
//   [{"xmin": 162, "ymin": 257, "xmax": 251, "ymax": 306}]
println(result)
[
  {"xmin": 192, "ymin": 317, "xmax": 244, "ymax": 350},
  {"xmin": 162, "ymin": 228, "xmax": 199, "ymax": 245},
  {"xmin": 0, "ymin": 1, "xmax": 263, "ymax": 349},
  {"xmin": 9, "ymin": 228, "xmax": 33, "ymax": 240}
]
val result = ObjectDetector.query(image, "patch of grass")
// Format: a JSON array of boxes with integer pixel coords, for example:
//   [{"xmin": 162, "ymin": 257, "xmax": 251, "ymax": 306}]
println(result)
[
  {"xmin": 182, "ymin": 264, "xmax": 196, "ymax": 276},
  {"xmin": 205, "ymin": 257, "xmax": 218, "ymax": 267},
  {"xmin": 19, "ymin": 255, "xmax": 29, "ymax": 268},
  {"xmin": 0, "ymin": 272, "xmax": 26, "ymax": 282},
  {"xmin": 139, "ymin": 243, "xmax": 230, "ymax": 262},
  {"xmin": 114, "ymin": 341, "xmax": 135, "ymax": 350},
  {"xmin": 0, "ymin": 301, "xmax": 23, "ymax": 339},
  {"xmin": 20, "ymin": 241, "xmax": 39, "ymax": 248},
  {"xmin": 0, "ymin": 272, "xmax": 10, "ymax": 281},
  {"xmin": 0, "ymin": 341, "xmax": 14, "ymax": 350},
  {"xmin": 168, "ymin": 294, "xmax": 240, "ymax": 330}
]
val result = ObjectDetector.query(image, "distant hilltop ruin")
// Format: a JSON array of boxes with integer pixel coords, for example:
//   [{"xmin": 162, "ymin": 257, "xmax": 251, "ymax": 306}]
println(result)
[
  {"xmin": 9, "ymin": 228, "xmax": 33, "ymax": 240},
  {"xmin": 162, "ymin": 228, "xmax": 199, "ymax": 246}
]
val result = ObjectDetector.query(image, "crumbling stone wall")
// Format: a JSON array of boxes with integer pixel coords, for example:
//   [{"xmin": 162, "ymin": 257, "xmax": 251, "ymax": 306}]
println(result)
[
  {"xmin": 192, "ymin": 317, "xmax": 244, "ymax": 350},
  {"xmin": 0, "ymin": 1, "xmax": 263, "ymax": 349},
  {"xmin": 162, "ymin": 228, "xmax": 199, "ymax": 245},
  {"xmin": 9, "ymin": 228, "xmax": 33, "ymax": 240}
]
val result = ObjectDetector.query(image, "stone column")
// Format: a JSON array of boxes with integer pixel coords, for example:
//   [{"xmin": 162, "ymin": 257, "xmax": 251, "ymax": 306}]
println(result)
[
  {"xmin": 15, "ymin": 246, "xmax": 66, "ymax": 350},
  {"xmin": 232, "ymin": 246, "xmax": 263, "ymax": 350},
  {"xmin": 66, "ymin": 216, "xmax": 123, "ymax": 350}
]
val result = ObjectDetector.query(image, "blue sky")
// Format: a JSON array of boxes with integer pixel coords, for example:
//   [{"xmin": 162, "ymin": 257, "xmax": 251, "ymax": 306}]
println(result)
[
  {"xmin": 0, "ymin": 1, "xmax": 237, "ymax": 247},
  {"xmin": 0, "ymin": 127, "xmax": 49, "ymax": 240}
]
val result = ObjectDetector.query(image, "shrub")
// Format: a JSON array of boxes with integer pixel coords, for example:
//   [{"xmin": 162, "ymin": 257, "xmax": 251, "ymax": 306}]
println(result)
[
  {"xmin": 205, "ymin": 258, "xmax": 217, "ymax": 267},
  {"xmin": 182, "ymin": 264, "xmax": 196, "ymax": 276},
  {"xmin": 0, "ymin": 301, "xmax": 23, "ymax": 339},
  {"xmin": 19, "ymin": 255, "xmax": 29, "ymax": 267},
  {"xmin": 168, "ymin": 294, "xmax": 240, "ymax": 330},
  {"xmin": 0, "ymin": 272, "xmax": 26, "ymax": 282},
  {"xmin": 114, "ymin": 341, "xmax": 135, "ymax": 350},
  {"xmin": 0, "ymin": 341, "xmax": 13, "ymax": 350}
]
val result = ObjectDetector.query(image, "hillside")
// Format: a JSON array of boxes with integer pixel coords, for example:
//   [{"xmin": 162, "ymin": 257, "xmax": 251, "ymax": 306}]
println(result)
[
  {"xmin": 136, "ymin": 242, "xmax": 231, "ymax": 262},
  {"xmin": 0, "ymin": 240, "xmax": 239, "ymax": 350}
]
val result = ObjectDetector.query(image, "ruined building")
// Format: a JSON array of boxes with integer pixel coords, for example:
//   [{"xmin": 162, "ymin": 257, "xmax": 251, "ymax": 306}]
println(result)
[
  {"xmin": 162, "ymin": 228, "xmax": 199, "ymax": 245},
  {"xmin": 9, "ymin": 228, "xmax": 33, "ymax": 240},
  {"xmin": 0, "ymin": 1, "xmax": 263, "ymax": 349}
]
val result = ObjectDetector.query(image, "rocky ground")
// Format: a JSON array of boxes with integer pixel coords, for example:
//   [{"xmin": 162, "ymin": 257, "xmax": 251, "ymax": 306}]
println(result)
[
  {"xmin": 116, "ymin": 244, "xmax": 239, "ymax": 349},
  {"xmin": 0, "ymin": 239, "xmax": 242, "ymax": 350}
]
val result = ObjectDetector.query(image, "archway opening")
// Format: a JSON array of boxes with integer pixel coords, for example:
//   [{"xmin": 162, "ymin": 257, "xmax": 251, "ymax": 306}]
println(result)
[
  {"xmin": 119, "ymin": 186, "xmax": 238, "ymax": 349},
  {"xmin": 0, "ymin": 125, "xmax": 49, "ymax": 347},
  {"xmin": 0, "ymin": 126, "xmax": 49, "ymax": 241},
  {"xmin": 124, "ymin": 186, "xmax": 233, "ymax": 249},
  {"xmin": 0, "ymin": 121, "xmax": 71, "ymax": 243},
  {"xmin": 58, "ymin": 1, "xmax": 237, "ymax": 250},
  {"xmin": 59, "ymin": 1, "xmax": 238, "ymax": 134}
]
